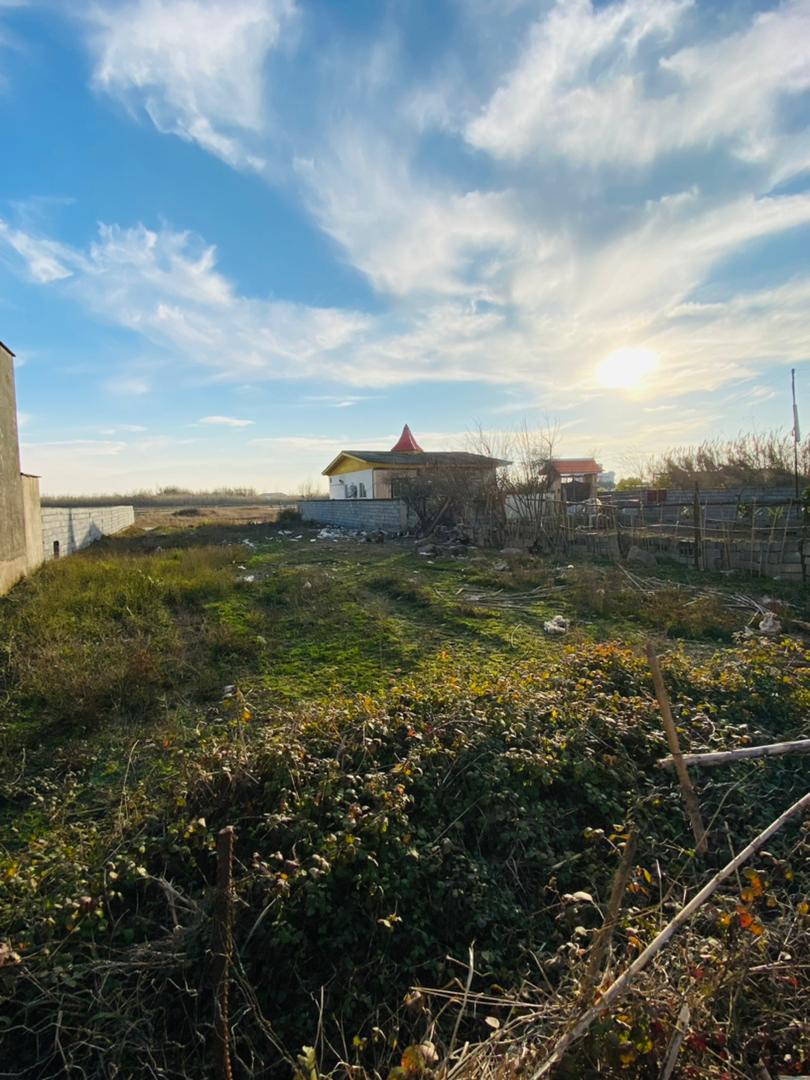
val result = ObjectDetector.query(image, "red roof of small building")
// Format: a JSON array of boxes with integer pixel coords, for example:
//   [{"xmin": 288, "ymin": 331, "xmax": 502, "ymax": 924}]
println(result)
[
  {"xmin": 390, "ymin": 424, "xmax": 424, "ymax": 453},
  {"xmin": 546, "ymin": 458, "xmax": 602, "ymax": 476}
]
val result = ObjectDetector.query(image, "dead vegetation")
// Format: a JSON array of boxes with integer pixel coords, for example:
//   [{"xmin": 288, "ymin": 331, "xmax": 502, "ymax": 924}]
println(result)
[{"xmin": 1, "ymin": 528, "xmax": 808, "ymax": 1078}]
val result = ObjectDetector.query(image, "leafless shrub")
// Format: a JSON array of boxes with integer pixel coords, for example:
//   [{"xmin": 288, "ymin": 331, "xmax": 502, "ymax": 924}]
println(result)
[{"xmin": 646, "ymin": 431, "xmax": 810, "ymax": 490}]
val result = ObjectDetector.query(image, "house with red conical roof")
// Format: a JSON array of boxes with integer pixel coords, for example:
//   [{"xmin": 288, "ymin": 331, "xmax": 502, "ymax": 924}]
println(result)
[{"xmin": 322, "ymin": 425, "xmax": 507, "ymax": 500}]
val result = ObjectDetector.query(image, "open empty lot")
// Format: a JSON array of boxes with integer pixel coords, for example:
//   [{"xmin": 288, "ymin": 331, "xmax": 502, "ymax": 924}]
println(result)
[{"xmin": 1, "ymin": 521, "xmax": 808, "ymax": 1078}]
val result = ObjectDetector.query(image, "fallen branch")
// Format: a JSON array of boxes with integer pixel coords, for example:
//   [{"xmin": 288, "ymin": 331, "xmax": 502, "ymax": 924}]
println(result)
[
  {"xmin": 658, "ymin": 738, "xmax": 810, "ymax": 770},
  {"xmin": 529, "ymin": 789, "xmax": 810, "ymax": 1078},
  {"xmin": 578, "ymin": 832, "xmax": 637, "ymax": 1003},
  {"xmin": 646, "ymin": 642, "xmax": 708, "ymax": 854},
  {"xmin": 659, "ymin": 1001, "xmax": 690, "ymax": 1080}
]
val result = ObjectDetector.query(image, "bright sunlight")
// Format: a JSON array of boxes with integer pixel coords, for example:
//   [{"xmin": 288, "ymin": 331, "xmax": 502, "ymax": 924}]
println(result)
[{"xmin": 596, "ymin": 346, "xmax": 658, "ymax": 390}]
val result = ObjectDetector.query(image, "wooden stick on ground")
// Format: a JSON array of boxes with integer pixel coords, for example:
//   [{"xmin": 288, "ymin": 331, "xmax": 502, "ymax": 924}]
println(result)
[
  {"xmin": 578, "ymin": 832, "xmax": 637, "ymax": 1003},
  {"xmin": 646, "ymin": 642, "xmax": 708, "ymax": 855},
  {"xmin": 529, "ymin": 790, "xmax": 810, "ymax": 1079},
  {"xmin": 212, "ymin": 826, "xmax": 235, "ymax": 1080},
  {"xmin": 659, "ymin": 1001, "xmax": 690, "ymax": 1080},
  {"xmin": 658, "ymin": 738, "xmax": 810, "ymax": 770}
]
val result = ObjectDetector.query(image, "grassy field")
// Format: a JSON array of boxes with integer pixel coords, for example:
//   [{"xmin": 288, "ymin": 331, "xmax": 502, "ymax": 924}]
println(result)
[
  {"xmin": 1, "ymin": 519, "xmax": 809, "ymax": 1078},
  {"xmin": 132, "ymin": 504, "xmax": 289, "ymax": 529}
]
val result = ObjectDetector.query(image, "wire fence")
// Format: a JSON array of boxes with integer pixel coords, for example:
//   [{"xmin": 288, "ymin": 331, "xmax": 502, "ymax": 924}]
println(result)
[{"xmin": 495, "ymin": 489, "xmax": 807, "ymax": 582}]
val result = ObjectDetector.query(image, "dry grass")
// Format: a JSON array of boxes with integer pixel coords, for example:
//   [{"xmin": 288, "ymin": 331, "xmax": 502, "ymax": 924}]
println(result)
[{"xmin": 132, "ymin": 504, "xmax": 287, "ymax": 529}]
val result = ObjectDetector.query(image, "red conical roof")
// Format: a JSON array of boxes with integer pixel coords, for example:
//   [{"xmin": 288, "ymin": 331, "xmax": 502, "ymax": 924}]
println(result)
[{"xmin": 390, "ymin": 424, "xmax": 423, "ymax": 452}]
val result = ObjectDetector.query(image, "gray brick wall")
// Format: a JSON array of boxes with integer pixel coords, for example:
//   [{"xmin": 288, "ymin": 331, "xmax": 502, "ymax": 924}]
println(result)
[
  {"xmin": 299, "ymin": 499, "xmax": 407, "ymax": 532},
  {"xmin": 41, "ymin": 506, "xmax": 135, "ymax": 560}
]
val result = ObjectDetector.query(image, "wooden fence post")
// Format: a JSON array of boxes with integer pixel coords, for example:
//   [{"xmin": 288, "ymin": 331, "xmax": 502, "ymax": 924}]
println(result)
[
  {"xmin": 692, "ymin": 483, "xmax": 701, "ymax": 571},
  {"xmin": 212, "ymin": 826, "xmax": 235, "ymax": 1080},
  {"xmin": 646, "ymin": 643, "xmax": 708, "ymax": 855}
]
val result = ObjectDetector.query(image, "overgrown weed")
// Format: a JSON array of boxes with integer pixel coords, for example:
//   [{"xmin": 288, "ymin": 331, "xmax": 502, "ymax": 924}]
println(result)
[{"xmin": 2, "ymin": 639, "xmax": 809, "ymax": 1077}]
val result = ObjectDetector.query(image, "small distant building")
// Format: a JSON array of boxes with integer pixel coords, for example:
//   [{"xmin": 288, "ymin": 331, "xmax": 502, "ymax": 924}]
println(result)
[
  {"xmin": 323, "ymin": 425, "xmax": 506, "ymax": 499},
  {"xmin": 542, "ymin": 457, "xmax": 603, "ymax": 502}
]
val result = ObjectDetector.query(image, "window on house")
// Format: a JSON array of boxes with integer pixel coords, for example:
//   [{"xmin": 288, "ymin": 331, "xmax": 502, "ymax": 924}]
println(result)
[
  {"xmin": 53, "ymin": 540, "xmax": 60, "ymax": 559},
  {"xmin": 358, "ymin": 482, "xmax": 367, "ymax": 498}
]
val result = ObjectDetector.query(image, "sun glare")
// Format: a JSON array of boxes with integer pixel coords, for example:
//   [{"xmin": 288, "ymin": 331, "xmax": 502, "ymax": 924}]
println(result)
[{"xmin": 596, "ymin": 346, "xmax": 658, "ymax": 390}]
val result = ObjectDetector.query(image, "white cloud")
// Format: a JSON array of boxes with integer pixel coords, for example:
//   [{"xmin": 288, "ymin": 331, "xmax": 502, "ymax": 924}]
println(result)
[
  {"xmin": 466, "ymin": 0, "xmax": 810, "ymax": 178},
  {"xmin": 3, "ymin": 196, "xmax": 810, "ymax": 407},
  {"xmin": 0, "ymin": 220, "xmax": 72, "ymax": 282},
  {"xmin": 198, "ymin": 414, "xmax": 254, "ymax": 426},
  {"xmin": 105, "ymin": 375, "xmax": 151, "ymax": 395},
  {"xmin": 296, "ymin": 140, "xmax": 520, "ymax": 298},
  {"xmin": 22, "ymin": 438, "xmax": 127, "ymax": 456},
  {"xmin": 87, "ymin": 0, "xmax": 295, "ymax": 169},
  {"xmin": 0, "ymin": 3, "xmax": 26, "ymax": 92},
  {"xmin": 0, "ymin": 220, "xmax": 371, "ymax": 382},
  {"xmin": 249, "ymin": 435, "xmax": 343, "ymax": 449},
  {"xmin": 304, "ymin": 394, "xmax": 379, "ymax": 408}
]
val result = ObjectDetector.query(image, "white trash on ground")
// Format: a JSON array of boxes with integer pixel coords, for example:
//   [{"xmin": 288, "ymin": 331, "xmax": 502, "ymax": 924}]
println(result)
[
  {"xmin": 543, "ymin": 614, "xmax": 570, "ymax": 635},
  {"xmin": 758, "ymin": 610, "xmax": 782, "ymax": 635}
]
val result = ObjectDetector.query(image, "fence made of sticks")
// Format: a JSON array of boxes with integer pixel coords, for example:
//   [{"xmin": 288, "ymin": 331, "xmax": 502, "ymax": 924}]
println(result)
[{"xmin": 497, "ymin": 488, "xmax": 807, "ymax": 582}]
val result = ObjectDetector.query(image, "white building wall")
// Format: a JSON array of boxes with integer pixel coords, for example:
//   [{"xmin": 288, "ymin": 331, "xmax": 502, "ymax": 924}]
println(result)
[
  {"xmin": 328, "ymin": 468, "xmax": 375, "ymax": 500},
  {"xmin": 40, "ymin": 506, "xmax": 135, "ymax": 561}
]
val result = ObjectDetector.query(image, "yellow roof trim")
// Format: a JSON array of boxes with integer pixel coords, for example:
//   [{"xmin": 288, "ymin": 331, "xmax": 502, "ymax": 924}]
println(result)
[{"xmin": 323, "ymin": 453, "xmax": 372, "ymax": 476}]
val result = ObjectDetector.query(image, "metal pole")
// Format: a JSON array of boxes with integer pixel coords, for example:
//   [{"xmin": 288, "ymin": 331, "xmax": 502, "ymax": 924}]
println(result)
[{"xmin": 792, "ymin": 368, "xmax": 800, "ymax": 502}]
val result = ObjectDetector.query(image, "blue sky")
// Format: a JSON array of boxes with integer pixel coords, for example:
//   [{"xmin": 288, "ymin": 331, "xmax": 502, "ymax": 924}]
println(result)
[{"xmin": 1, "ymin": 0, "xmax": 809, "ymax": 494}]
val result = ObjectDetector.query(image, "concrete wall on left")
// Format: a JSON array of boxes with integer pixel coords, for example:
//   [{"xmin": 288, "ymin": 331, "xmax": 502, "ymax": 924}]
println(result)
[
  {"xmin": 21, "ymin": 474, "xmax": 43, "ymax": 573},
  {"xmin": 40, "ymin": 506, "xmax": 135, "ymax": 561},
  {"xmin": 0, "ymin": 341, "xmax": 30, "ymax": 595}
]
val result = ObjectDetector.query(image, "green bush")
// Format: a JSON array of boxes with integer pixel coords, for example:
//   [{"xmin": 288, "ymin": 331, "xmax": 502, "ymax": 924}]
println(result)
[{"xmin": 3, "ymin": 639, "xmax": 808, "ymax": 1077}]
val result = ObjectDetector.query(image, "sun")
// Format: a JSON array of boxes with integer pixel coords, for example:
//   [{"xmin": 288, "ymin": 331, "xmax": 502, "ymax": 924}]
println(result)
[{"xmin": 596, "ymin": 346, "xmax": 658, "ymax": 390}]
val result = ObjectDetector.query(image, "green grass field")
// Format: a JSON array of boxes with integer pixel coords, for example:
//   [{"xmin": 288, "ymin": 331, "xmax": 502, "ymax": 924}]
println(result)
[{"xmin": 1, "ymin": 521, "xmax": 808, "ymax": 1078}]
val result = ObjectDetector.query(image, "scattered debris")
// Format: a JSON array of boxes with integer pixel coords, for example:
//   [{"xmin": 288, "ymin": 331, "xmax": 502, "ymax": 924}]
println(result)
[
  {"xmin": 453, "ymin": 583, "xmax": 566, "ymax": 616},
  {"xmin": 543, "ymin": 614, "xmax": 570, "ymax": 635},
  {"xmin": 619, "ymin": 566, "xmax": 784, "ymax": 621},
  {"xmin": 626, "ymin": 544, "xmax": 657, "ymax": 567},
  {"xmin": 758, "ymin": 610, "xmax": 782, "ymax": 634}
]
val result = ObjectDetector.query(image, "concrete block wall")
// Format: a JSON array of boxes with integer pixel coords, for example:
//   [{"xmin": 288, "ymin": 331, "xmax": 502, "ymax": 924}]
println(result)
[
  {"xmin": 41, "ymin": 506, "xmax": 135, "ymax": 561},
  {"xmin": 21, "ymin": 474, "xmax": 43, "ymax": 572},
  {"xmin": 299, "ymin": 499, "xmax": 408, "ymax": 532}
]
